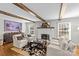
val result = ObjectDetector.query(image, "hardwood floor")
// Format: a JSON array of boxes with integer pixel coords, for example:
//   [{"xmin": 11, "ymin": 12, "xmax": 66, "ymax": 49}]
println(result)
[
  {"xmin": 0, "ymin": 42, "xmax": 79, "ymax": 56},
  {"xmin": 0, "ymin": 43, "xmax": 22, "ymax": 56}
]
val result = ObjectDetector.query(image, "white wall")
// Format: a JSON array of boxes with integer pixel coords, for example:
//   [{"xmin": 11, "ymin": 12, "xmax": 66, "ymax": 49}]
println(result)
[
  {"xmin": 26, "ymin": 22, "xmax": 36, "ymax": 34},
  {"xmin": 0, "ymin": 19, "xmax": 4, "ymax": 40},
  {"xmin": 61, "ymin": 17, "xmax": 79, "ymax": 43}
]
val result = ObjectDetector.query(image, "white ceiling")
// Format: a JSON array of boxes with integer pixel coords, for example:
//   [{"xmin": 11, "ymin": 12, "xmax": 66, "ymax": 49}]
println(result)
[
  {"xmin": 0, "ymin": 14, "xmax": 30, "ymax": 23},
  {"xmin": 62, "ymin": 3, "xmax": 79, "ymax": 18},
  {"xmin": 0, "ymin": 3, "xmax": 40, "ymax": 22},
  {"xmin": 24, "ymin": 3, "xmax": 60, "ymax": 20},
  {"xmin": 0, "ymin": 3, "xmax": 79, "ymax": 22}
]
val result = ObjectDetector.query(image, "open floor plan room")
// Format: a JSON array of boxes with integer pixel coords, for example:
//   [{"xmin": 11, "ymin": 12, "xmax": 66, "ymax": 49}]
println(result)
[{"xmin": 0, "ymin": 3, "xmax": 79, "ymax": 56}]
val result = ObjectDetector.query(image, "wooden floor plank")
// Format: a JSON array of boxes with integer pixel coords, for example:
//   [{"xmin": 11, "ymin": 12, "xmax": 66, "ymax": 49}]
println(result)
[{"xmin": 0, "ymin": 43, "xmax": 22, "ymax": 56}]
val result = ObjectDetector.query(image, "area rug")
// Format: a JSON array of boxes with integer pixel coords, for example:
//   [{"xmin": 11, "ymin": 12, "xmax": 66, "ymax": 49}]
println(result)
[{"xmin": 11, "ymin": 47, "xmax": 29, "ymax": 56}]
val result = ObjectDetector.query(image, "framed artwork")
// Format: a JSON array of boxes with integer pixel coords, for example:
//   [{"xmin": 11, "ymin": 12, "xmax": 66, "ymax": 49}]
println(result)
[{"xmin": 4, "ymin": 20, "xmax": 22, "ymax": 31}]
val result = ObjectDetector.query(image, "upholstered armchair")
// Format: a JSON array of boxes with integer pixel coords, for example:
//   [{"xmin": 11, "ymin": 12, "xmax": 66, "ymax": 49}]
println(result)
[{"xmin": 13, "ymin": 34, "xmax": 28, "ymax": 48}]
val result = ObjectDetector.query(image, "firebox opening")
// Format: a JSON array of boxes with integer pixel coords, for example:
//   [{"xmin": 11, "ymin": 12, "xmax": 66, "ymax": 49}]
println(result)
[{"xmin": 41, "ymin": 34, "xmax": 49, "ymax": 40}]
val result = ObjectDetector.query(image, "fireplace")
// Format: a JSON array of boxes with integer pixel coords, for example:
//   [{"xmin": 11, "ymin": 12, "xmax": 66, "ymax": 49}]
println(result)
[{"xmin": 41, "ymin": 34, "xmax": 49, "ymax": 40}]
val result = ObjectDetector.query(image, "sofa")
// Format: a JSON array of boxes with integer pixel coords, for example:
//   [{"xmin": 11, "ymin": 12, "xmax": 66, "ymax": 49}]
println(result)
[
  {"xmin": 3, "ymin": 32, "xmax": 21, "ymax": 44},
  {"xmin": 47, "ymin": 46, "xmax": 73, "ymax": 56}
]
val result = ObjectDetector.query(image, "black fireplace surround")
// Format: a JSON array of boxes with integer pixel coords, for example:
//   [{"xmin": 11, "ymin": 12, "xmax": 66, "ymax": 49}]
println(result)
[{"xmin": 41, "ymin": 34, "xmax": 49, "ymax": 40}]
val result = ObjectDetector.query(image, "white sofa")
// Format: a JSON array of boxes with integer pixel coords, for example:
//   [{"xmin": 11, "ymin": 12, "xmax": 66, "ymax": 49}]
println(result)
[
  {"xmin": 13, "ymin": 34, "xmax": 28, "ymax": 48},
  {"xmin": 47, "ymin": 37, "xmax": 75, "ymax": 56}
]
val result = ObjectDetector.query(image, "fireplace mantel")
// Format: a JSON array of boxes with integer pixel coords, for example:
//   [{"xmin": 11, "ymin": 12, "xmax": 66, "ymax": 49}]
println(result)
[{"xmin": 37, "ymin": 27, "xmax": 54, "ymax": 29}]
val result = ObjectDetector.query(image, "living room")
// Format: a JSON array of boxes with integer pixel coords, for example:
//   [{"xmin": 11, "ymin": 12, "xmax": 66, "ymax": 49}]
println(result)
[{"xmin": 0, "ymin": 3, "xmax": 79, "ymax": 56}]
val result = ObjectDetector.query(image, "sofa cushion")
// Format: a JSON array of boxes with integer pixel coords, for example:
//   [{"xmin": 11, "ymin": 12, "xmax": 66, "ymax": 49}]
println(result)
[{"xmin": 17, "ymin": 36, "xmax": 23, "ymax": 40}]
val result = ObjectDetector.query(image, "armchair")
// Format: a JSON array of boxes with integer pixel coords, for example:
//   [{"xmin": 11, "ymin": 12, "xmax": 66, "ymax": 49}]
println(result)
[{"xmin": 13, "ymin": 34, "xmax": 28, "ymax": 48}]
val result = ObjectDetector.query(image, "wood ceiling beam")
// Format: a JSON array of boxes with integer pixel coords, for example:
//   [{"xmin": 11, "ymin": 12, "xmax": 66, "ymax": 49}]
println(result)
[
  {"xmin": 13, "ymin": 3, "xmax": 49, "ymax": 26},
  {"xmin": 60, "ymin": 4, "xmax": 67, "ymax": 19},
  {"xmin": 59, "ymin": 3, "xmax": 63, "ymax": 20},
  {"xmin": 0, "ymin": 10, "xmax": 35, "ymax": 23}
]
